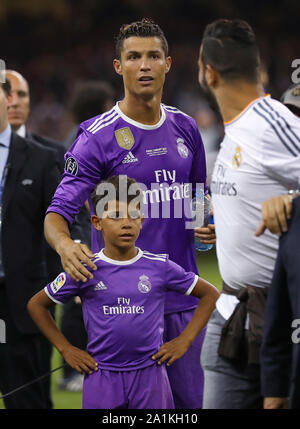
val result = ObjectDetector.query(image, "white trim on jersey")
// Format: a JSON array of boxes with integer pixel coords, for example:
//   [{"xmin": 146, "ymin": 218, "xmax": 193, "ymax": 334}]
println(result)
[
  {"xmin": 115, "ymin": 102, "xmax": 166, "ymax": 130},
  {"xmin": 184, "ymin": 274, "xmax": 198, "ymax": 296},
  {"xmin": 143, "ymin": 250, "xmax": 168, "ymax": 258},
  {"xmin": 44, "ymin": 286, "xmax": 64, "ymax": 305},
  {"xmin": 87, "ymin": 107, "xmax": 116, "ymax": 133},
  {"xmin": 99, "ymin": 247, "xmax": 143, "ymax": 265},
  {"xmin": 162, "ymin": 104, "xmax": 189, "ymax": 117},
  {"xmin": 90, "ymin": 113, "xmax": 120, "ymax": 135},
  {"xmin": 141, "ymin": 254, "xmax": 167, "ymax": 262}
]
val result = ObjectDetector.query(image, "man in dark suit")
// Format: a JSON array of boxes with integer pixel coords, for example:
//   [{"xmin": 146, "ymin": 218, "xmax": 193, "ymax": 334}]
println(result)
[
  {"xmin": 259, "ymin": 195, "xmax": 300, "ymax": 409},
  {"xmin": 6, "ymin": 70, "xmax": 91, "ymax": 280},
  {"xmin": 0, "ymin": 79, "xmax": 60, "ymax": 408}
]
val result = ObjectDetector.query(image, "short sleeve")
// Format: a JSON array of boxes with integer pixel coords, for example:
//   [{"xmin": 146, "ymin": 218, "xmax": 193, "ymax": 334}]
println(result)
[
  {"xmin": 44, "ymin": 272, "xmax": 80, "ymax": 305},
  {"xmin": 165, "ymin": 257, "xmax": 198, "ymax": 295},
  {"xmin": 46, "ymin": 128, "xmax": 106, "ymax": 225},
  {"xmin": 260, "ymin": 106, "xmax": 300, "ymax": 188}
]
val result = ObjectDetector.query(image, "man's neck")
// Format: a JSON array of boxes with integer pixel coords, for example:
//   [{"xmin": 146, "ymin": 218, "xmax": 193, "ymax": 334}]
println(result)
[
  {"xmin": 215, "ymin": 81, "xmax": 265, "ymax": 123},
  {"xmin": 103, "ymin": 244, "xmax": 138, "ymax": 261},
  {"xmin": 119, "ymin": 92, "xmax": 162, "ymax": 125}
]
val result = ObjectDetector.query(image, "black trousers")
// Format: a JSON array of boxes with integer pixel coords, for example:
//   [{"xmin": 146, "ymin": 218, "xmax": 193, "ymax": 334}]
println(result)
[{"xmin": 0, "ymin": 288, "xmax": 53, "ymax": 409}]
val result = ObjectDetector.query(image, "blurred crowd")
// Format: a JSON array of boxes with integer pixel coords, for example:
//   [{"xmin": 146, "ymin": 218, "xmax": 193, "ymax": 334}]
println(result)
[{"xmin": 1, "ymin": 0, "xmax": 299, "ymax": 145}]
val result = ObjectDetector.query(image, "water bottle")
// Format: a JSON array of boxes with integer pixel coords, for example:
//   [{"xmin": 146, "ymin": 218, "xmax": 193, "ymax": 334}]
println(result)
[{"xmin": 193, "ymin": 190, "xmax": 213, "ymax": 252}]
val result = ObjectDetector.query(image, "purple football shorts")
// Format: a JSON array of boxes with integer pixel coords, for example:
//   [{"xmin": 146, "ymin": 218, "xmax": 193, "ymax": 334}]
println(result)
[
  {"xmin": 164, "ymin": 309, "xmax": 206, "ymax": 409},
  {"xmin": 82, "ymin": 363, "xmax": 174, "ymax": 409}
]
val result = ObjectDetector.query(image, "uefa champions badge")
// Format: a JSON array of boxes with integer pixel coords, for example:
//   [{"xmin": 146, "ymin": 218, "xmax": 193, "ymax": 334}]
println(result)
[
  {"xmin": 176, "ymin": 138, "xmax": 189, "ymax": 159},
  {"xmin": 50, "ymin": 272, "xmax": 66, "ymax": 294},
  {"xmin": 232, "ymin": 146, "xmax": 242, "ymax": 169},
  {"xmin": 138, "ymin": 275, "xmax": 152, "ymax": 293},
  {"xmin": 65, "ymin": 156, "xmax": 79, "ymax": 175}
]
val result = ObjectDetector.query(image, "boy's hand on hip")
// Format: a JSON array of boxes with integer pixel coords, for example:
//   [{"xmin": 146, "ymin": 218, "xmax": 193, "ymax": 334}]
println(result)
[
  {"xmin": 61, "ymin": 345, "xmax": 99, "ymax": 375},
  {"xmin": 56, "ymin": 236, "xmax": 97, "ymax": 282},
  {"xmin": 151, "ymin": 336, "xmax": 191, "ymax": 366}
]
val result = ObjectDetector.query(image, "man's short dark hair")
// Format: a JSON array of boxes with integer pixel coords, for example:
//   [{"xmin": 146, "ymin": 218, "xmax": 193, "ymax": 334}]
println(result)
[
  {"xmin": 201, "ymin": 19, "xmax": 260, "ymax": 83},
  {"xmin": 71, "ymin": 81, "xmax": 114, "ymax": 124},
  {"xmin": 91, "ymin": 175, "xmax": 142, "ymax": 215},
  {"xmin": 115, "ymin": 18, "xmax": 168, "ymax": 59},
  {"xmin": 1, "ymin": 78, "xmax": 11, "ymax": 97}
]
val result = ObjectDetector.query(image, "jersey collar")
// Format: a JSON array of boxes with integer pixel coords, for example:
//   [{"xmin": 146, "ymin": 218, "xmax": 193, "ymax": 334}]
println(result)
[
  {"xmin": 115, "ymin": 102, "xmax": 166, "ymax": 130},
  {"xmin": 99, "ymin": 247, "xmax": 143, "ymax": 265}
]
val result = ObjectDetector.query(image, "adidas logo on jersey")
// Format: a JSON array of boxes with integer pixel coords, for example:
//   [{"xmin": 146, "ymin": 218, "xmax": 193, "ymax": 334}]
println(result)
[
  {"xmin": 94, "ymin": 281, "xmax": 107, "ymax": 291},
  {"xmin": 122, "ymin": 151, "xmax": 138, "ymax": 164}
]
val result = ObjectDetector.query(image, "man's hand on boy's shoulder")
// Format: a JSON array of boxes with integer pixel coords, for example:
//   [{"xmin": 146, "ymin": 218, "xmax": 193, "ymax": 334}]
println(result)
[
  {"xmin": 61, "ymin": 344, "xmax": 99, "ymax": 375},
  {"xmin": 56, "ymin": 236, "xmax": 97, "ymax": 282},
  {"xmin": 151, "ymin": 335, "xmax": 191, "ymax": 367}
]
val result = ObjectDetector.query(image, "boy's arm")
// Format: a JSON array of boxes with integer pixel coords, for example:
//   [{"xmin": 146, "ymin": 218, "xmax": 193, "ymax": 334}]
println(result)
[
  {"xmin": 152, "ymin": 277, "xmax": 219, "ymax": 366},
  {"xmin": 27, "ymin": 290, "xmax": 98, "ymax": 374}
]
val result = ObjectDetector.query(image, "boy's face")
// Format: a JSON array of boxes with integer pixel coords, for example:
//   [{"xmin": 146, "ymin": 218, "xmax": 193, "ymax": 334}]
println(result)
[{"xmin": 91, "ymin": 200, "xmax": 144, "ymax": 250}]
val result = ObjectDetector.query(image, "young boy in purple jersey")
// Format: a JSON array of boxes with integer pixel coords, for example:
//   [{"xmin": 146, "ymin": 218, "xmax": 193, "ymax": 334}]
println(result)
[
  {"xmin": 28, "ymin": 176, "xmax": 219, "ymax": 409},
  {"xmin": 44, "ymin": 19, "xmax": 215, "ymax": 408}
]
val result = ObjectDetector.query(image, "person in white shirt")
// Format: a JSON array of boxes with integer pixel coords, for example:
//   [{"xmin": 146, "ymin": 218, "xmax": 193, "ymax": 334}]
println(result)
[{"xmin": 197, "ymin": 19, "xmax": 300, "ymax": 409}]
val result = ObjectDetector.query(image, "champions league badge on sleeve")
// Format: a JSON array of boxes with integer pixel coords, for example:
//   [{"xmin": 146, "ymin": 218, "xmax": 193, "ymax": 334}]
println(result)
[
  {"xmin": 138, "ymin": 275, "xmax": 152, "ymax": 293},
  {"xmin": 176, "ymin": 138, "xmax": 189, "ymax": 159},
  {"xmin": 50, "ymin": 273, "xmax": 66, "ymax": 294},
  {"xmin": 65, "ymin": 156, "xmax": 79, "ymax": 175}
]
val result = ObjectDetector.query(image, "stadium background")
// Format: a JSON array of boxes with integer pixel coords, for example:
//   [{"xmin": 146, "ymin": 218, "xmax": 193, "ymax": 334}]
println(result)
[{"xmin": 0, "ymin": 0, "xmax": 299, "ymax": 409}]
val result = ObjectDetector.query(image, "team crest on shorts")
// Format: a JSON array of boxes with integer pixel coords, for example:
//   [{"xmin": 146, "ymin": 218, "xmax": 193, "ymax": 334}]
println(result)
[
  {"xmin": 138, "ymin": 275, "xmax": 152, "ymax": 293},
  {"xmin": 50, "ymin": 272, "xmax": 66, "ymax": 294},
  {"xmin": 232, "ymin": 146, "xmax": 242, "ymax": 169},
  {"xmin": 65, "ymin": 156, "xmax": 78, "ymax": 175},
  {"xmin": 115, "ymin": 127, "xmax": 135, "ymax": 150},
  {"xmin": 176, "ymin": 138, "xmax": 189, "ymax": 159}
]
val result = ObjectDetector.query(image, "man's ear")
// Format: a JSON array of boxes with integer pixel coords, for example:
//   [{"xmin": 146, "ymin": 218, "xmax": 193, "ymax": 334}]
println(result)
[
  {"xmin": 206, "ymin": 64, "xmax": 219, "ymax": 88},
  {"xmin": 113, "ymin": 59, "xmax": 122, "ymax": 76},
  {"xmin": 165, "ymin": 56, "xmax": 172, "ymax": 74}
]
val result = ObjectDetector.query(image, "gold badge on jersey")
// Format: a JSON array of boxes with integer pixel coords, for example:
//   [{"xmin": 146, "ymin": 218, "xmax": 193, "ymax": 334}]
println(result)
[
  {"xmin": 292, "ymin": 87, "xmax": 300, "ymax": 97},
  {"xmin": 115, "ymin": 127, "xmax": 135, "ymax": 150},
  {"xmin": 232, "ymin": 146, "xmax": 242, "ymax": 169}
]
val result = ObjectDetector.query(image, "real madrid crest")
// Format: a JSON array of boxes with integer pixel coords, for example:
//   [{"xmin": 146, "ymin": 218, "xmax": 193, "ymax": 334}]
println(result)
[
  {"xmin": 138, "ymin": 275, "xmax": 152, "ymax": 293},
  {"xmin": 176, "ymin": 137, "xmax": 189, "ymax": 159},
  {"xmin": 115, "ymin": 127, "xmax": 135, "ymax": 150},
  {"xmin": 232, "ymin": 146, "xmax": 242, "ymax": 169}
]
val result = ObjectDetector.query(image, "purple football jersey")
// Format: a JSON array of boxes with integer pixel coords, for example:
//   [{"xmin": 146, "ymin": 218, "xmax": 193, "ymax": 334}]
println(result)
[
  {"xmin": 45, "ymin": 249, "xmax": 198, "ymax": 371},
  {"xmin": 46, "ymin": 102, "xmax": 207, "ymax": 313}
]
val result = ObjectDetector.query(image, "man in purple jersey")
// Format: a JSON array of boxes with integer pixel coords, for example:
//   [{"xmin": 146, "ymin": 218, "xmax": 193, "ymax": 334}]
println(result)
[
  {"xmin": 29, "ymin": 176, "xmax": 219, "ymax": 409},
  {"xmin": 44, "ymin": 18, "xmax": 215, "ymax": 408}
]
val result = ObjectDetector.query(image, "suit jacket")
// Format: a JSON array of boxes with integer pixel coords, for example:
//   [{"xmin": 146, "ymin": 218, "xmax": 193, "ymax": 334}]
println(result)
[
  {"xmin": 27, "ymin": 130, "xmax": 91, "ymax": 249},
  {"xmin": 26, "ymin": 131, "xmax": 65, "ymax": 173},
  {"xmin": 261, "ymin": 196, "xmax": 300, "ymax": 408},
  {"xmin": 1, "ymin": 132, "xmax": 61, "ymax": 334}
]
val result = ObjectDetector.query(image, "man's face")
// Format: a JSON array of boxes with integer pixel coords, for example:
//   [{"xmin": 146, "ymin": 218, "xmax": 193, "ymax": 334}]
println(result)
[
  {"xmin": 114, "ymin": 36, "xmax": 171, "ymax": 101},
  {"xmin": 92, "ymin": 200, "xmax": 143, "ymax": 250},
  {"xmin": 6, "ymin": 72, "xmax": 30, "ymax": 130},
  {"xmin": 0, "ymin": 85, "xmax": 9, "ymax": 132}
]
